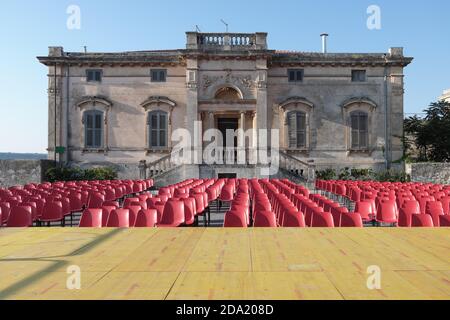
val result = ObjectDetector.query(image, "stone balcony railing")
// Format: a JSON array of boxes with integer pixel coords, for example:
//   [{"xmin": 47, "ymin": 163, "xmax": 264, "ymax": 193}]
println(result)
[{"xmin": 186, "ymin": 32, "xmax": 268, "ymax": 51}]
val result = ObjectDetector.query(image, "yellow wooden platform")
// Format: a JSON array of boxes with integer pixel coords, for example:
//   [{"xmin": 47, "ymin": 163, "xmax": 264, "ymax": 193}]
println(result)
[{"xmin": 0, "ymin": 228, "xmax": 449, "ymax": 300}]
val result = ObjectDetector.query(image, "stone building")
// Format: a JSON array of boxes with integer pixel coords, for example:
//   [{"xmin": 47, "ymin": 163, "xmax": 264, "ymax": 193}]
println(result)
[{"xmin": 38, "ymin": 31, "xmax": 413, "ymax": 183}]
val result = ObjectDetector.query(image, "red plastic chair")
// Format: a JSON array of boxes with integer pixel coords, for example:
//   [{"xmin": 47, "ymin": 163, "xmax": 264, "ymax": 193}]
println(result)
[
  {"xmin": 439, "ymin": 215, "xmax": 450, "ymax": 227},
  {"xmin": 79, "ymin": 209, "xmax": 103, "ymax": 228},
  {"xmin": 0, "ymin": 202, "xmax": 11, "ymax": 224},
  {"xmin": 87, "ymin": 192, "xmax": 105, "ymax": 208},
  {"xmin": 123, "ymin": 197, "xmax": 140, "ymax": 208},
  {"xmin": 411, "ymin": 214, "xmax": 434, "ymax": 227},
  {"xmin": 183, "ymin": 197, "xmax": 196, "ymax": 226},
  {"xmin": 124, "ymin": 206, "xmax": 141, "ymax": 226},
  {"xmin": 223, "ymin": 210, "xmax": 247, "ymax": 228},
  {"xmin": 354, "ymin": 201, "xmax": 373, "ymax": 221},
  {"xmin": 41, "ymin": 201, "xmax": 65, "ymax": 226},
  {"xmin": 440, "ymin": 196, "xmax": 450, "ymax": 215},
  {"xmin": 398, "ymin": 200, "xmax": 420, "ymax": 227},
  {"xmin": 134, "ymin": 209, "xmax": 157, "ymax": 227},
  {"xmin": 103, "ymin": 201, "xmax": 119, "ymax": 208},
  {"xmin": 219, "ymin": 185, "xmax": 234, "ymax": 202},
  {"xmin": 340, "ymin": 212, "xmax": 363, "ymax": 228},
  {"xmin": 311, "ymin": 211, "xmax": 334, "ymax": 228},
  {"xmin": 106, "ymin": 209, "xmax": 130, "ymax": 227},
  {"xmin": 376, "ymin": 201, "xmax": 398, "ymax": 224},
  {"xmin": 425, "ymin": 201, "xmax": 444, "ymax": 227},
  {"xmin": 7, "ymin": 206, "xmax": 32, "ymax": 227},
  {"xmin": 101, "ymin": 206, "xmax": 116, "ymax": 227},
  {"xmin": 20, "ymin": 201, "xmax": 37, "ymax": 221},
  {"xmin": 254, "ymin": 211, "xmax": 277, "ymax": 227},
  {"xmin": 158, "ymin": 200, "xmax": 185, "ymax": 227},
  {"xmin": 69, "ymin": 193, "xmax": 84, "ymax": 213},
  {"xmin": 281, "ymin": 209, "xmax": 306, "ymax": 227},
  {"xmin": 331, "ymin": 207, "xmax": 348, "ymax": 227}
]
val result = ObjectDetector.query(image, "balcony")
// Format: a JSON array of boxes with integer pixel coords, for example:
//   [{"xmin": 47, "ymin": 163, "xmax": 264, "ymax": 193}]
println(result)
[{"xmin": 186, "ymin": 32, "xmax": 268, "ymax": 51}]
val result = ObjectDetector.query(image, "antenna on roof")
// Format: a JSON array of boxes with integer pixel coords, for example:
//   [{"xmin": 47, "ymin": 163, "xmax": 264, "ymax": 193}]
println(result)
[
  {"xmin": 195, "ymin": 25, "xmax": 201, "ymax": 32},
  {"xmin": 220, "ymin": 19, "xmax": 229, "ymax": 33},
  {"xmin": 83, "ymin": 46, "xmax": 87, "ymax": 53}
]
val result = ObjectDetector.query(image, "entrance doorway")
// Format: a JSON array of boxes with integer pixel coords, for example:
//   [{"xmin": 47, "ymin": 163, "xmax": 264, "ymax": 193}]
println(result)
[
  {"xmin": 218, "ymin": 173, "xmax": 237, "ymax": 179},
  {"xmin": 217, "ymin": 118, "xmax": 238, "ymax": 148}
]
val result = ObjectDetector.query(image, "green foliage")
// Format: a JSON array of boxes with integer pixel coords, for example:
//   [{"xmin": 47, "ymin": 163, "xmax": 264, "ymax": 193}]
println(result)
[
  {"xmin": 45, "ymin": 166, "xmax": 118, "ymax": 182},
  {"xmin": 404, "ymin": 100, "xmax": 450, "ymax": 162},
  {"xmin": 350, "ymin": 168, "xmax": 373, "ymax": 180},
  {"xmin": 338, "ymin": 167, "xmax": 351, "ymax": 180},
  {"xmin": 315, "ymin": 168, "xmax": 336, "ymax": 180},
  {"xmin": 371, "ymin": 169, "xmax": 410, "ymax": 183},
  {"xmin": 316, "ymin": 167, "xmax": 408, "ymax": 182}
]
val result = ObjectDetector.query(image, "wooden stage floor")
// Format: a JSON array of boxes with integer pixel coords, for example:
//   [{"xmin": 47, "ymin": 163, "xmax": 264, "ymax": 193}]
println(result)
[{"xmin": 0, "ymin": 228, "xmax": 449, "ymax": 300}]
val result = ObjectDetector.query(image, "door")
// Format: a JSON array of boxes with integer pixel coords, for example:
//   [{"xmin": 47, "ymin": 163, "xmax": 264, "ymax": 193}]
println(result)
[{"xmin": 217, "ymin": 118, "xmax": 238, "ymax": 148}]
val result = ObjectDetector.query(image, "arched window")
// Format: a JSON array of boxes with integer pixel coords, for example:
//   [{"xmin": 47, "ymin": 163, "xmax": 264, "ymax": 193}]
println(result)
[
  {"xmin": 84, "ymin": 110, "xmax": 104, "ymax": 149},
  {"xmin": 287, "ymin": 111, "xmax": 307, "ymax": 148},
  {"xmin": 148, "ymin": 111, "xmax": 168, "ymax": 149},
  {"xmin": 350, "ymin": 111, "xmax": 368, "ymax": 149}
]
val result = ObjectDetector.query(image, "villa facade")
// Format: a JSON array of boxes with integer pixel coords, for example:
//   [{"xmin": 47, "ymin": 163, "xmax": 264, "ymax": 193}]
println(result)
[{"xmin": 38, "ymin": 31, "xmax": 413, "ymax": 181}]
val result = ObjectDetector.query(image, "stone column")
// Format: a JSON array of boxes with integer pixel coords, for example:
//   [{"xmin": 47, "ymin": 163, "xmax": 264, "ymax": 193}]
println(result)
[
  {"xmin": 208, "ymin": 111, "xmax": 214, "ymax": 130},
  {"xmin": 238, "ymin": 111, "xmax": 246, "ymax": 164},
  {"xmin": 186, "ymin": 58, "xmax": 200, "ymax": 164},
  {"xmin": 256, "ymin": 58, "xmax": 268, "ymax": 165}
]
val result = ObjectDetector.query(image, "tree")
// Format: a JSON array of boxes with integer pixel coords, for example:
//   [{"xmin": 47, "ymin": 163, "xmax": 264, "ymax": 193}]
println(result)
[{"xmin": 404, "ymin": 100, "xmax": 450, "ymax": 162}]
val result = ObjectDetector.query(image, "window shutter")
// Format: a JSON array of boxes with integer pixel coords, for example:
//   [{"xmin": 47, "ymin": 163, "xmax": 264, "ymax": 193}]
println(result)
[
  {"xmin": 351, "ymin": 114, "xmax": 359, "ymax": 148},
  {"xmin": 288, "ymin": 112, "xmax": 297, "ymax": 148},
  {"xmin": 297, "ymin": 113, "xmax": 306, "ymax": 148}
]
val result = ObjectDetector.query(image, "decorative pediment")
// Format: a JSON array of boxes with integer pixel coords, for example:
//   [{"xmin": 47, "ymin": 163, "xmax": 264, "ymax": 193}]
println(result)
[
  {"xmin": 279, "ymin": 96, "xmax": 314, "ymax": 110},
  {"xmin": 140, "ymin": 96, "xmax": 177, "ymax": 111},
  {"xmin": 341, "ymin": 97, "xmax": 377, "ymax": 110},
  {"xmin": 76, "ymin": 96, "xmax": 113, "ymax": 109}
]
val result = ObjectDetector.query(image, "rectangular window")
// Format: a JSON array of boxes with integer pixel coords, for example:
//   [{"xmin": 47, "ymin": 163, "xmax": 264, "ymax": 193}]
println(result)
[
  {"xmin": 151, "ymin": 69, "xmax": 167, "ymax": 82},
  {"xmin": 352, "ymin": 70, "xmax": 366, "ymax": 82},
  {"xmin": 85, "ymin": 111, "xmax": 103, "ymax": 148},
  {"xmin": 351, "ymin": 113, "xmax": 368, "ymax": 149},
  {"xmin": 86, "ymin": 69, "xmax": 102, "ymax": 82},
  {"xmin": 288, "ymin": 69, "xmax": 304, "ymax": 82},
  {"xmin": 288, "ymin": 112, "xmax": 307, "ymax": 148},
  {"xmin": 148, "ymin": 111, "xmax": 168, "ymax": 149}
]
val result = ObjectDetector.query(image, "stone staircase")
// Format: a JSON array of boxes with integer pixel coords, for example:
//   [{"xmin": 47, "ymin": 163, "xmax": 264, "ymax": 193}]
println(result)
[{"xmin": 144, "ymin": 149, "xmax": 315, "ymax": 187}]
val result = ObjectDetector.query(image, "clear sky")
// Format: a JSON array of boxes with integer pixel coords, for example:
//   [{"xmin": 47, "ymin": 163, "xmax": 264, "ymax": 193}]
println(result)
[{"xmin": 0, "ymin": 0, "xmax": 449, "ymax": 153}]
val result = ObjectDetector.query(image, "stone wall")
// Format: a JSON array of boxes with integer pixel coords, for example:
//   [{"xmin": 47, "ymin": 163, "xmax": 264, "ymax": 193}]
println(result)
[
  {"xmin": 406, "ymin": 163, "xmax": 450, "ymax": 184},
  {"xmin": 0, "ymin": 160, "xmax": 55, "ymax": 188}
]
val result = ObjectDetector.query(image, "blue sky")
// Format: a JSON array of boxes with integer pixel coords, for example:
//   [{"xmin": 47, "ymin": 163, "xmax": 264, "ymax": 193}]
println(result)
[{"xmin": 0, "ymin": 0, "xmax": 449, "ymax": 153}]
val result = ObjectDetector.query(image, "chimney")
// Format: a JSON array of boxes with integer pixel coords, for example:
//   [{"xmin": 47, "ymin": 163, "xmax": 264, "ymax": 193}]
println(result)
[{"xmin": 320, "ymin": 33, "xmax": 329, "ymax": 53}]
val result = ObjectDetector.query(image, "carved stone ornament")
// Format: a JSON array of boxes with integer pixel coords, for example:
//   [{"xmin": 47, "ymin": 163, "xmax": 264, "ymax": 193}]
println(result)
[{"xmin": 202, "ymin": 73, "xmax": 255, "ymax": 90}]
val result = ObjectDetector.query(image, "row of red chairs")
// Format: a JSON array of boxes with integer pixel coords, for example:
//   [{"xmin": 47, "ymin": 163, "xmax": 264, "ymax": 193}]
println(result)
[
  {"xmin": 223, "ymin": 179, "xmax": 251, "ymax": 227},
  {"xmin": 1, "ymin": 179, "xmax": 153, "ymax": 227},
  {"xmin": 317, "ymin": 180, "xmax": 450, "ymax": 227},
  {"xmin": 78, "ymin": 178, "xmax": 228, "ymax": 227}
]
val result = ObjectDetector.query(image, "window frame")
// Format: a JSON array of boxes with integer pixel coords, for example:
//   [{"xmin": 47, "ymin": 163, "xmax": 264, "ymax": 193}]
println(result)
[
  {"xmin": 147, "ymin": 110, "xmax": 168, "ymax": 150},
  {"xmin": 86, "ymin": 69, "xmax": 103, "ymax": 83},
  {"xmin": 350, "ymin": 111, "xmax": 369, "ymax": 150},
  {"xmin": 287, "ymin": 111, "xmax": 307, "ymax": 149},
  {"xmin": 84, "ymin": 110, "xmax": 104, "ymax": 149},
  {"xmin": 150, "ymin": 69, "xmax": 167, "ymax": 83},
  {"xmin": 351, "ymin": 70, "xmax": 366, "ymax": 82},
  {"xmin": 287, "ymin": 69, "xmax": 304, "ymax": 83}
]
